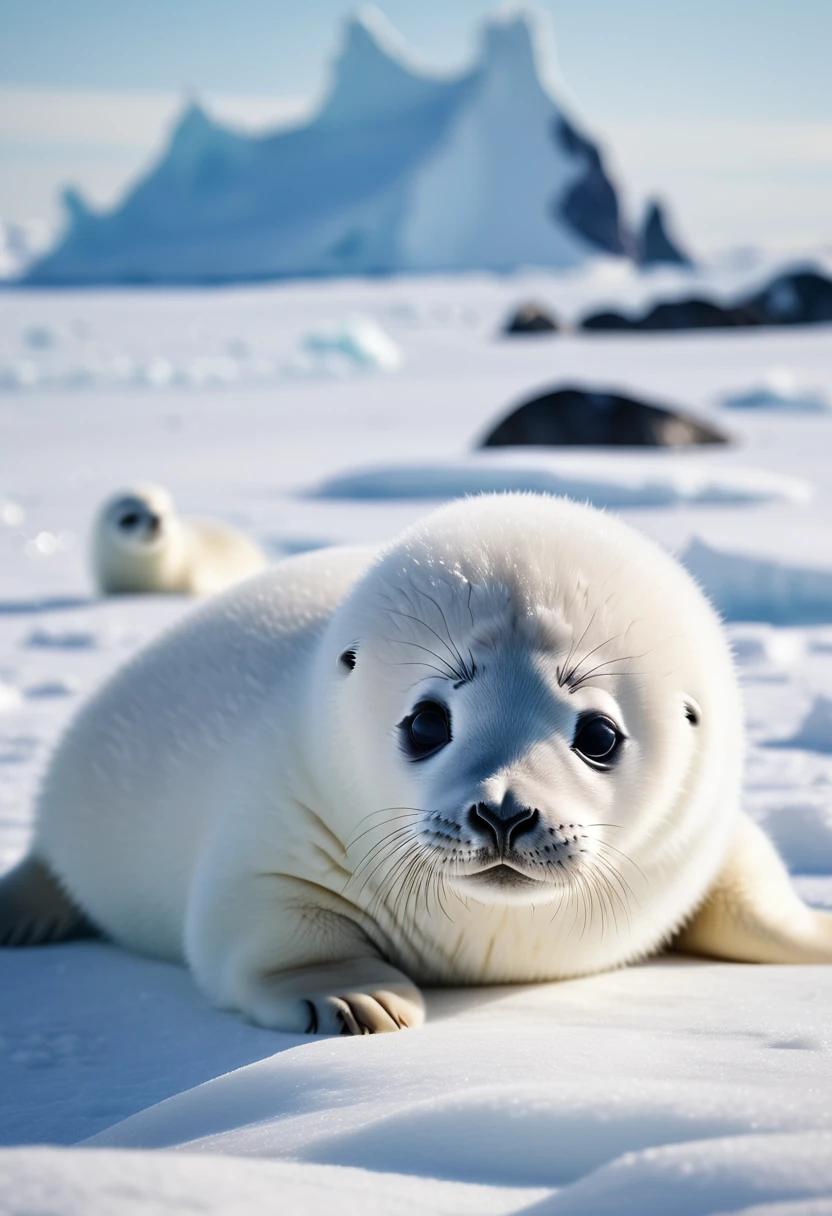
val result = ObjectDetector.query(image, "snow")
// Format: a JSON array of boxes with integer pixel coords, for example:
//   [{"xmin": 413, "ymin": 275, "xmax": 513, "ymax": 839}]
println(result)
[
  {"xmin": 23, "ymin": 8, "xmax": 623, "ymax": 285},
  {"xmin": 2, "ymin": 267, "xmax": 832, "ymax": 1211}
]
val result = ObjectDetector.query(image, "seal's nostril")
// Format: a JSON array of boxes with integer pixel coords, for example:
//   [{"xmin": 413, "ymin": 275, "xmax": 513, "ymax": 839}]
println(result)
[
  {"xmin": 509, "ymin": 806, "xmax": 539, "ymax": 846},
  {"xmin": 469, "ymin": 800, "xmax": 538, "ymax": 851}
]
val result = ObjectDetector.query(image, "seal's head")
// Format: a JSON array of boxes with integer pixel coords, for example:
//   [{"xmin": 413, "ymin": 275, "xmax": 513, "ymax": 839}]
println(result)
[
  {"xmin": 92, "ymin": 484, "xmax": 185, "ymax": 593},
  {"xmin": 327, "ymin": 495, "xmax": 741, "ymax": 952}
]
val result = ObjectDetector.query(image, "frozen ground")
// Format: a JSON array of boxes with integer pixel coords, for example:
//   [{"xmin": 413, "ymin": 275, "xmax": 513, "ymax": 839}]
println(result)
[{"xmin": 1, "ymin": 267, "xmax": 832, "ymax": 1213}]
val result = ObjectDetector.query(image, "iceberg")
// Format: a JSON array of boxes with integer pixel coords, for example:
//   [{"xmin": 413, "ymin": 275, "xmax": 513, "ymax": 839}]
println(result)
[{"xmin": 25, "ymin": 7, "xmax": 630, "ymax": 285}]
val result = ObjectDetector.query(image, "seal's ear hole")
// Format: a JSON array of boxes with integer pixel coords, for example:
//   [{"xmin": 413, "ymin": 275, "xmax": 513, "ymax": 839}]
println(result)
[
  {"xmin": 338, "ymin": 647, "xmax": 357, "ymax": 673},
  {"xmin": 684, "ymin": 697, "xmax": 701, "ymax": 726}
]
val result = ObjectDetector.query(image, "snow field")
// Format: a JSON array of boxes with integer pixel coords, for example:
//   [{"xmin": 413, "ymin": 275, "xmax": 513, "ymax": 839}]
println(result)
[{"xmin": 1, "ymin": 271, "xmax": 832, "ymax": 1211}]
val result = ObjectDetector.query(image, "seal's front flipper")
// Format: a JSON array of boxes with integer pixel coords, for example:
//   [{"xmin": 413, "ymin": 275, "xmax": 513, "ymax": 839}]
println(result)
[
  {"xmin": 0, "ymin": 855, "xmax": 97, "ymax": 947},
  {"xmin": 674, "ymin": 813, "xmax": 832, "ymax": 964},
  {"xmin": 250, "ymin": 959, "xmax": 426, "ymax": 1035}
]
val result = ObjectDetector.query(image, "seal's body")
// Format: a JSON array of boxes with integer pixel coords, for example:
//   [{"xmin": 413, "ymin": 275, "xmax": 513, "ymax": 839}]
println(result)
[
  {"xmin": 3, "ymin": 495, "xmax": 831, "ymax": 1034},
  {"xmin": 92, "ymin": 484, "xmax": 266, "ymax": 596}
]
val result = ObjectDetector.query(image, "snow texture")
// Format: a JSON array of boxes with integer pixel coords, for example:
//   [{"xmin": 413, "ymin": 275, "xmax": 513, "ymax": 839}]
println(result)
[
  {"xmin": 2, "ymin": 267, "xmax": 832, "ymax": 1211},
  {"xmin": 23, "ymin": 8, "xmax": 626, "ymax": 285}
]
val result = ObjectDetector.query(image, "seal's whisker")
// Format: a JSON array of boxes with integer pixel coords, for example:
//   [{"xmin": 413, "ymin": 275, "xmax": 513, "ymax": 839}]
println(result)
[
  {"xmin": 349, "ymin": 828, "xmax": 417, "ymax": 894},
  {"xmin": 592, "ymin": 838, "xmax": 647, "ymax": 884},
  {"xmin": 374, "ymin": 843, "xmax": 424, "ymax": 921},
  {"xmin": 410, "ymin": 585, "xmax": 473, "ymax": 682},
  {"xmin": 382, "ymin": 604, "xmax": 470, "ymax": 685},
  {"xmin": 381, "ymin": 636, "xmax": 462, "ymax": 682},
  {"xmin": 350, "ymin": 805, "xmax": 428, "ymax": 833},
  {"xmin": 592, "ymin": 849, "xmax": 637, "ymax": 916},
  {"xmin": 347, "ymin": 813, "xmax": 420, "ymax": 850},
  {"xmin": 566, "ymin": 653, "xmax": 649, "ymax": 693},
  {"xmin": 557, "ymin": 607, "xmax": 597, "ymax": 689}
]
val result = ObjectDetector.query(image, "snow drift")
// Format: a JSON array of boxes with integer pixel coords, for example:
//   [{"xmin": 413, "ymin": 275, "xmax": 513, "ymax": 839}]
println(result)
[
  {"xmin": 310, "ymin": 453, "xmax": 810, "ymax": 510},
  {"xmin": 682, "ymin": 538, "xmax": 832, "ymax": 624},
  {"xmin": 23, "ymin": 8, "xmax": 630, "ymax": 285}
]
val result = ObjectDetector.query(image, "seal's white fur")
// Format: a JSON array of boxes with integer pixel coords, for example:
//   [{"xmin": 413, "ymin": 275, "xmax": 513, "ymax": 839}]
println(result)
[
  {"xmin": 92, "ymin": 483, "xmax": 266, "ymax": 596},
  {"xmin": 7, "ymin": 495, "xmax": 832, "ymax": 1033}
]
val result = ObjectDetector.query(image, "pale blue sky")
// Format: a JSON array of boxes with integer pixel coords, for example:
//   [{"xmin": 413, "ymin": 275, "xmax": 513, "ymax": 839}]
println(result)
[{"xmin": 1, "ymin": 1, "xmax": 831, "ymax": 251}]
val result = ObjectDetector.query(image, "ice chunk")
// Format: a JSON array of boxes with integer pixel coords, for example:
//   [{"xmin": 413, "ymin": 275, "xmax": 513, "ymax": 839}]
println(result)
[{"xmin": 303, "ymin": 316, "xmax": 404, "ymax": 372}]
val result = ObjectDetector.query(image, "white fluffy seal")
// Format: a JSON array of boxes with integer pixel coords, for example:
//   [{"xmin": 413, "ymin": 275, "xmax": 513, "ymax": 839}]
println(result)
[
  {"xmin": 3, "ymin": 494, "xmax": 831, "ymax": 1035},
  {"xmin": 91, "ymin": 483, "xmax": 266, "ymax": 596}
]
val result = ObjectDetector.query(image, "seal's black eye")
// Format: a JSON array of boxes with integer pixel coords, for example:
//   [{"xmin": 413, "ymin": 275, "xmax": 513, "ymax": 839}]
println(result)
[
  {"xmin": 402, "ymin": 701, "xmax": 451, "ymax": 759},
  {"xmin": 119, "ymin": 512, "xmax": 140, "ymax": 530},
  {"xmin": 572, "ymin": 714, "xmax": 622, "ymax": 769}
]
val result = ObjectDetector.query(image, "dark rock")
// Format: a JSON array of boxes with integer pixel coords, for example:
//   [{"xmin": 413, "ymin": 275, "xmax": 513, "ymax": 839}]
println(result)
[
  {"xmin": 480, "ymin": 385, "xmax": 729, "ymax": 448},
  {"xmin": 638, "ymin": 200, "xmax": 693, "ymax": 267},
  {"xmin": 583, "ymin": 298, "xmax": 764, "ymax": 331},
  {"xmin": 746, "ymin": 271, "xmax": 832, "ymax": 325},
  {"xmin": 503, "ymin": 302, "xmax": 561, "ymax": 334},
  {"xmin": 581, "ymin": 266, "xmax": 832, "ymax": 332},
  {"xmin": 554, "ymin": 118, "xmax": 632, "ymax": 256}
]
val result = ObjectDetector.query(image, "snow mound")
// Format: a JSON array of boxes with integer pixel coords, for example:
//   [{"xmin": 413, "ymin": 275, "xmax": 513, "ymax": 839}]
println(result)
[
  {"xmin": 771, "ymin": 696, "xmax": 832, "ymax": 755},
  {"xmin": 24, "ymin": 9, "xmax": 629, "ymax": 285},
  {"xmin": 682, "ymin": 539, "xmax": 832, "ymax": 624},
  {"xmin": 310, "ymin": 454, "xmax": 810, "ymax": 509},
  {"xmin": 527, "ymin": 1132, "xmax": 832, "ymax": 1215},
  {"xmin": 759, "ymin": 801, "xmax": 832, "ymax": 872},
  {"xmin": 303, "ymin": 315, "xmax": 404, "ymax": 371},
  {"xmin": 721, "ymin": 368, "xmax": 831, "ymax": 414}
]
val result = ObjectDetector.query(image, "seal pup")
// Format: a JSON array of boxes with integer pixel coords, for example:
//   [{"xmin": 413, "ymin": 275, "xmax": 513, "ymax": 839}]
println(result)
[
  {"xmin": 91, "ymin": 483, "xmax": 266, "ymax": 596},
  {"xmin": 3, "ymin": 494, "xmax": 831, "ymax": 1035}
]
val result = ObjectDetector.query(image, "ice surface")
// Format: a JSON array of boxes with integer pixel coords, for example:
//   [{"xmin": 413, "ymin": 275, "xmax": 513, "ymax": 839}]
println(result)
[{"xmin": 2, "ymin": 271, "xmax": 832, "ymax": 1209}]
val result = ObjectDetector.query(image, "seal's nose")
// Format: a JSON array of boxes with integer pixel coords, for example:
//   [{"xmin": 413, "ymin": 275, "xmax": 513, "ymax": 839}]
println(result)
[
  {"xmin": 469, "ymin": 792, "xmax": 539, "ymax": 852},
  {"xmin": 146, "ymin": 513, "xmax": 162, "ymax": 537}
]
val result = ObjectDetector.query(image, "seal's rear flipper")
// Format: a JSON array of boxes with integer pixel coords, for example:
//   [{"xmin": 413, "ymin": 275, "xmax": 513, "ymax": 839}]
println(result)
[
  {"xmin": 0, "ymin": 856, "xmax": 98, "ymax": 947},
  {"xmin": 674, "ymin": 813, "xmax": 832, "ymax": 964}
]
